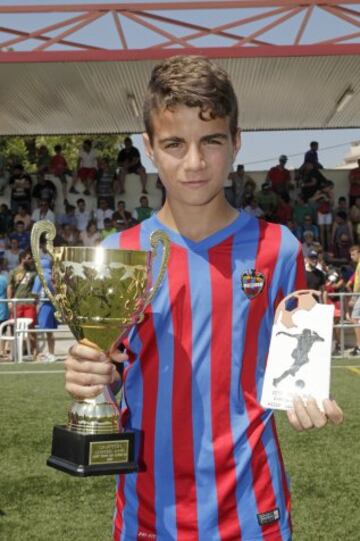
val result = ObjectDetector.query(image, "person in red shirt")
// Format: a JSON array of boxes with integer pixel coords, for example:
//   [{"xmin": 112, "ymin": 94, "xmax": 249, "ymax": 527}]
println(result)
[
  {"xmin": 349, "ymin": 159, "xmax": 360, "ymax": 207},
  {"xmin": 49, "ymin": 145, "xmax": 72, "ymax": 202},
  {"xmin": 267, "ymin": 154, "xmax": 291, "ymax": 196}
]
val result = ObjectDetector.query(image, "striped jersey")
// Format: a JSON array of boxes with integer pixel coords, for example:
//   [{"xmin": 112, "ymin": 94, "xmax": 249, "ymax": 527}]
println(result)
[{"xmin": 102, "ymin": 211, "xmax": 306, "ymax": 541}]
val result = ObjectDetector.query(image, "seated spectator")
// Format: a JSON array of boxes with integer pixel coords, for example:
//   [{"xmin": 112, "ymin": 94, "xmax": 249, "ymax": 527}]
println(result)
[
  {"xmin": 101, "ymin": 218, "xmax": 116, "ymax": 240},
  {"xmin": 49, "ymin": 144, "xmax": 72, "ymax": 202},
  {"xmin": 300, "ymin": 162, "xmax": 327, "ymax": 202},
  {"xmin": 241, "ymin": 178, "xmax": 257, "ymax": 208},
  {"xmin": 0, "ymin": 203, "xmax": 13, "ymax": 235},
  {"xmin": 75, "ymin": 198, "xmax": 93, "ymax": 232},
  {"xmin": 286, "ymin": 219, "xmax": 297, "ymax": 237},
  {"xmin": 4, "ymin": 237, "xmax": 21, "ymax": 271},
  {"xmin": 9, "ymin": 164, "xmax": 32, "ymax": 213},
  {"xmin": 305, "ymin": 250, "xmax": 326, "ymax": 291},
  {"xmin": 313, "ymin": 180, "xmax": 334, "ymax": 249},
  {"xmin": 80, "ymin": 220, "xmax": 101, "ymax": 247},
  {"xmin": 13, "ymin": 204, "xmax": 31, "ymax": 230},
  {"xmin": 296, "ymin": 213, "xmax": 318, "ymax": 243},
  {"xmin": 302, "ymin": 230, "xmax": 317, "ymax": 258},
  {"xmin": 72, "ymin": 139, "xmax": 98, "ymax": 196},
  {"xmin": 57, "ymin": 224, "xmax": 79, "ymax": 246},
  {"xmin": 256, "ymin": 181, "xmax": 278, "ymax": 221},
  {"xmin": 56, "ymin": 204, "xmax": 77, "ymax": 229},
  {"xmin": 95, "ymin": 198, "xmax": 113, "ymax": 231},
  {"xmin": 9, "ymin": 221, "xmax": 30, "ymax": 251},
  {"xmin": 96, "ymin": 158, "xmax": 115, "ymax": 208},
  {"xmin": 267, "ymin": 155, "xmax": 291, "ymax": 196},
  {"xmin": 31, "ymin": 199, "xmax": 55, "ymax": 224},
  {"xmin": 349, "ymin": 196, "xmax": 360, "ymax": 242},
  {"xmin": 112, "ymin": 200, "xmax": 133, "ymax": 229},
  {"xmin": 348, "ymin": 159, "xmax": 360, "ymax": 207},
  {"xmin": 244, "ymin": 196, "xmax": 263, "ymax": 218},
  {"xmin": 275, "ymin": 193, "xmax": 293, "ymax": 225},
  {"xmin": 293, "ymin": 193, "xmax": 316, "ymax": 228},
  {"xmin": 32, "ymin": 173, "xmax": 57, "ymax": 208},
  {"xmin": 132, "ymin": 196, "xmax": 153, "ymax": 223},
  {"xmin": 331, "ymin": 211, "xmax": 353, "ymax": 258},
  {"xmin": 116, "ymin": 137, "xmax": 148, "ymax": 194}
]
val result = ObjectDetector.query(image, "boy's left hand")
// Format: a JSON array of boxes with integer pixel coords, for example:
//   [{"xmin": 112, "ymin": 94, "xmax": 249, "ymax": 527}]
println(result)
[{"xmin": 287, "ymin": 397, "xmax": 344, "ymax": 431}]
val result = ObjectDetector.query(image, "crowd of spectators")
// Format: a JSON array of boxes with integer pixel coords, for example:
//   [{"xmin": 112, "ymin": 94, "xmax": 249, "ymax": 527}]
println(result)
[{"xmin": 0, "ymin": 137, "xmax": 359, "ymax": 360}]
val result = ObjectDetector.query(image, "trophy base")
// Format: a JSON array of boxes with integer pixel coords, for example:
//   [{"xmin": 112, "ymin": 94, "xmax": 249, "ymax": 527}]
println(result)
[{"xmin": 47, "ymin": 425, "xmax": 138, "ymax": 477}]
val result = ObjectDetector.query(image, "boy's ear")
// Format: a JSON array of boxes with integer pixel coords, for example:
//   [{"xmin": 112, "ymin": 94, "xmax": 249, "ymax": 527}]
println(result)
[{"xmin": 142, "ymin": 133, "xmax": 155, "ymax": 164}]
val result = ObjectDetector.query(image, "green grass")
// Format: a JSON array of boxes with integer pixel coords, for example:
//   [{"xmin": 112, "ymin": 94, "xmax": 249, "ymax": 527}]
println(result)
[{"xmin": 0, "ymin": 360, "xmax": 359, "ymax": 540}]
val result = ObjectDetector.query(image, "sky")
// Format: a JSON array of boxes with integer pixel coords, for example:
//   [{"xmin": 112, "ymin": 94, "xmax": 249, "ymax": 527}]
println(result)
[{"xmin": 0, "ymin": 0, "xmax": 359, "ymax": 171}]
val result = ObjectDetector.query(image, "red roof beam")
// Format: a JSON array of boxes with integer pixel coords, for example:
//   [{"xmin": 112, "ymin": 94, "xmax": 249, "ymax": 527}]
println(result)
[
  {"xmin": 0, "ymin": 25, "xmax": 103, "ymax": 51},
  {"xmin": 316, "ymin": 30, "xmax": 360, "ymax": 45},
  {"xmin": 321, "ymin": 5, "xmax": 360, "ymax": 28},
  {"xmin": 293, "ymin": 4, "xmax": 314, "ymax": 45},
  {"xmin": 34, "ymin": 11, "xmax": 104, "ymax": 51},
  {"xmin": 145, "ymin": 6, "xmax": 289, "ymax": 49},
  {"xmin": 1, "ymin": 2, "xmax": 360, "ymax": 14},
  {"xmin": 111, "ymin": 10, "xmax": 128, "ymax": 49}
]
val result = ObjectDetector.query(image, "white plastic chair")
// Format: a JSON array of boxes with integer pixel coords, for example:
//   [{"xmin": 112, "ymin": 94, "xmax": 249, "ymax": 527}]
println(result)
[{"xmin": 0, "ymin": 318, "xmax": 33, "ymax": 363}]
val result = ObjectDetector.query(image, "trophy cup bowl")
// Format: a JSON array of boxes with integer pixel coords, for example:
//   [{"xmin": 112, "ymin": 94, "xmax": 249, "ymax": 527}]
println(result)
[{"xmin": 31, "ymin": 220, "xmax": 169, "ymax": 476}]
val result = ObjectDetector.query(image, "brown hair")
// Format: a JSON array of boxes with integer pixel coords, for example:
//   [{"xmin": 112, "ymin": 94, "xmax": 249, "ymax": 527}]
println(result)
[{"xmin": 143, "ymin": 55, "xmax": 239, "ymax": 143}]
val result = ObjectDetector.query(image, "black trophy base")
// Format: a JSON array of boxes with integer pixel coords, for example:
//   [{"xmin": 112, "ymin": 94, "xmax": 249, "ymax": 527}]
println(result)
[{"xmin": 47, "ymin": 425, "xmax": 138, "ymax": 477}]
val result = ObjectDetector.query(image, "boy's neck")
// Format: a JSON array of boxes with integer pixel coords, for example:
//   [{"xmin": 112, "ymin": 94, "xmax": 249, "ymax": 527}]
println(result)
[{"xmin": 157, "ymin": 195, "xmax": 239, "ymax": 242}]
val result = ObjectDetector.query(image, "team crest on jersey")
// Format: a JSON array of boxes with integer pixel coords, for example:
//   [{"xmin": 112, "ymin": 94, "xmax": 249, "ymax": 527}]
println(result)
[{"xmin": 241, "ymin": 269, "xmax": 265, "ymax": 299}]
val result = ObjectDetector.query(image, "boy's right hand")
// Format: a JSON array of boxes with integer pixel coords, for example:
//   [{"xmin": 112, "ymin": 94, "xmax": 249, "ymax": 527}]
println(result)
[{"xmin": 65, "ymin": 343, "xmax": 128, "ymax": 399}]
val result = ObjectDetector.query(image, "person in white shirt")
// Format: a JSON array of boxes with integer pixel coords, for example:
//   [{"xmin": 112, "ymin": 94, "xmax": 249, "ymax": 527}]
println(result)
[
  {"xmin": 72, "ymin": 139, "xmax": 98, "ymax": 196},
  {"xmin": 31, "ymin": 199, "xmax": 55, "ymax": 224},
  {"xmin": 75, "ymin": 198, "xmax": 93, "ymax": 232},
  {"xmin": 94, "ymin": 198, "xmax": 113, "ymax": 230}
]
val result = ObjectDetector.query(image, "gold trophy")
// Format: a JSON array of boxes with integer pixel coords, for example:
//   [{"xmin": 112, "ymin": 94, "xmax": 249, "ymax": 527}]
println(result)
[{"xmin": 31, "ymin": 221, "xmax": 169, "ymax": 476}]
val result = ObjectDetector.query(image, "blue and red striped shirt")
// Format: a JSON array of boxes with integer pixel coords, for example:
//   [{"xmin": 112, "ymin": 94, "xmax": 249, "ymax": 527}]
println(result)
[{"xmin": 102, "ymin": 211, "xmax": 305, "ymax": 541}]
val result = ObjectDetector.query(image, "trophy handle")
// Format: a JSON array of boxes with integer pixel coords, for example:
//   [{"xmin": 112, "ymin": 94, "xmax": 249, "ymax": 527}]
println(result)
[
  {"xmin": 30, "ymin": 220, "xmax": 62, "ymax": 316},
  {"xmin": 144, "ymin": 230, "xmax": 170, "ymax": 307}
]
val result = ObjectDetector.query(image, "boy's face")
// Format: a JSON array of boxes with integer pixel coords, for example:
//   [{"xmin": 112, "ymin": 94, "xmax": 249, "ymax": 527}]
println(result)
[{"xmin": 144, "ymin": 105, "xmax": 240, "ymax": 208}]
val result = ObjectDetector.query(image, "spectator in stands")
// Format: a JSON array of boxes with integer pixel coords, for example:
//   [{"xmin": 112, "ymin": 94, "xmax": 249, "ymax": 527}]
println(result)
[
  {"xmin": 348, "ymin": 159, "xmax": 360, "ymax": 207},
  {"xmin": 305, "ymin": 250, "xmax": 326, "ymax": 291},
  {"xmin": 9, "ymin": 164, "xmax": 32, "ymax": 213},
  {"xmin": 0, "ymin": 265, "xmax": 9, "ymax": 358},
  {"xmin": 300, "ymin": 161, "xmax": 327, "ymax": 202},
  {"xmin": 324, "ymin": 268, "xmax": 344, "ymax": 356},
  {"xmin": 101, "ymin": 217, "xmax": 117, "ymax": 240},
  {"xmin": 32, "ymin": 173, "xmax": 57, "ymax": 208},
  {"xmin": 267, "ymin": 155, "xmax": 291, "ymax": 196},
  {"xmin": 275, "ymin": 193, "xmax": 293, "ymax": 225},
  {"xmin": 302, "ymin": 230, "xmax": 317, "ymax": 258},
  {"xmin": 331, "ymin": 211, "xmax": 353, "ymax": 258},
  {"xmin": 286, "ymin": 219, "xmax": 297, "ymax": 237},
  {"xmin": 241, "ymin": 177, "xmax": 257, "ymax": 208},
  {"xmin": 303, "ymin": 141, "xmax": 323, "ymax": 170},
  {"xmin": 334, "ymin": 196, "xmax": 348, "ymax": 215},
  {"xmin": 229, "ymin": 164, "xmax": 254, "ymax": 208},
  {"xmin": 13, "ymin": 204, "xmax": 31, "ymax": 230},
  {"xmin": 32, "ymin": 256, "xmax": 57, "ymax": 363},
  {"xmin": 96, "ymin": 158, "xmax": 115, "ymax": 208},
  {"xmin": 9, "ymin": 221, "xmax": 30, "ymax": 251},
  {"xmin": 73, "ymin": 139, "xmax": 98, "ymax": 196},
  {"xmin": 4, "ymin": 238, "xmax": 21, "ymax": 271},
  {"xmin": 0, "ymin": 153, "xmax": 8, "ymax": 195},
  {"xmin": 314, "ymin": 180, "xmax": 334, "ymax": 249},
  {"xmin": 0, "ymin": 203, "xmax": 13, "ymax": 235},
  {"xmin": 112, "ymin": 200, "xmax": 133, "ymax": 229},
  {"xmin": 57, "ymin": 223, "xmax": 79, "ymax": 246},
  {"xmin": 132, "ymin": 195, "xmax": 153, "ymax": 223},
  {"xmin": 7, "ymin": 249, "xmax": 38, "ymax": 358},
  {"xmin": 0, "ymin": 232, "xmax": 7, "ymax": 261},
  {"xmin": 256, "ymin": 181, "xmax": 278, "ymax": 221},
  {"xmin": 95, "ymin": 198, "xmax": 113, "ymax": 231},
  {"xmin": 31, "ymin": 199, "xmax": 55, "ymax": 224},
  {"xmin": 116, "ymin": 137, "xmax": 148, "ymax": 194},
  {"xmin": 75, "ymin": 198, "xmax": 93, "ymax": 232},
  {"xmin": 223, "ymin": 173, "xmax": 235, "ymax": 207},
  {"xmin": 296, "ymin": 214, "xmax": 319, "ymax": 242},
  {"xmin": 36, "ymin": 145, "xmax": 50, "ymax": 175},
  {"xmin": 349, "ymin": 245, "xmax": 360, "ymax": 356},
  {"xmin": 293, "ymin": 193, "xmax": 316, "ymax": 229},
  {"xmin": 49, "ymin": 144, "xmax": 72, "ymax": 202},
  {"xmin": 80, "ymin": 220, "xmax": 101, "ymax": 247},
  {"xmin": 244, "ymin": 196, "xmax": 263, "ymax": 218},
  {"xmin": 349, "ymin": 196, "xmax": 360, "ymax": 242},
  {"xmin": 56, "ymin": 203, "xmax": 77, "ymax": 229}
]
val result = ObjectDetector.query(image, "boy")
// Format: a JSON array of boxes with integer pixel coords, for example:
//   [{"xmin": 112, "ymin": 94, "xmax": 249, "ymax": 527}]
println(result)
[{"xmin": 65, "ymin": 56, "xmax": 343, "ymax": 541}]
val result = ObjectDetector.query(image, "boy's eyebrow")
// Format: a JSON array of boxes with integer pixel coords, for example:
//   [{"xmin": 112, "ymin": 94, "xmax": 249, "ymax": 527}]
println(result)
[{"xmin": 158, "ymin": 133, "xmax": 229, "ymax": 144}]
